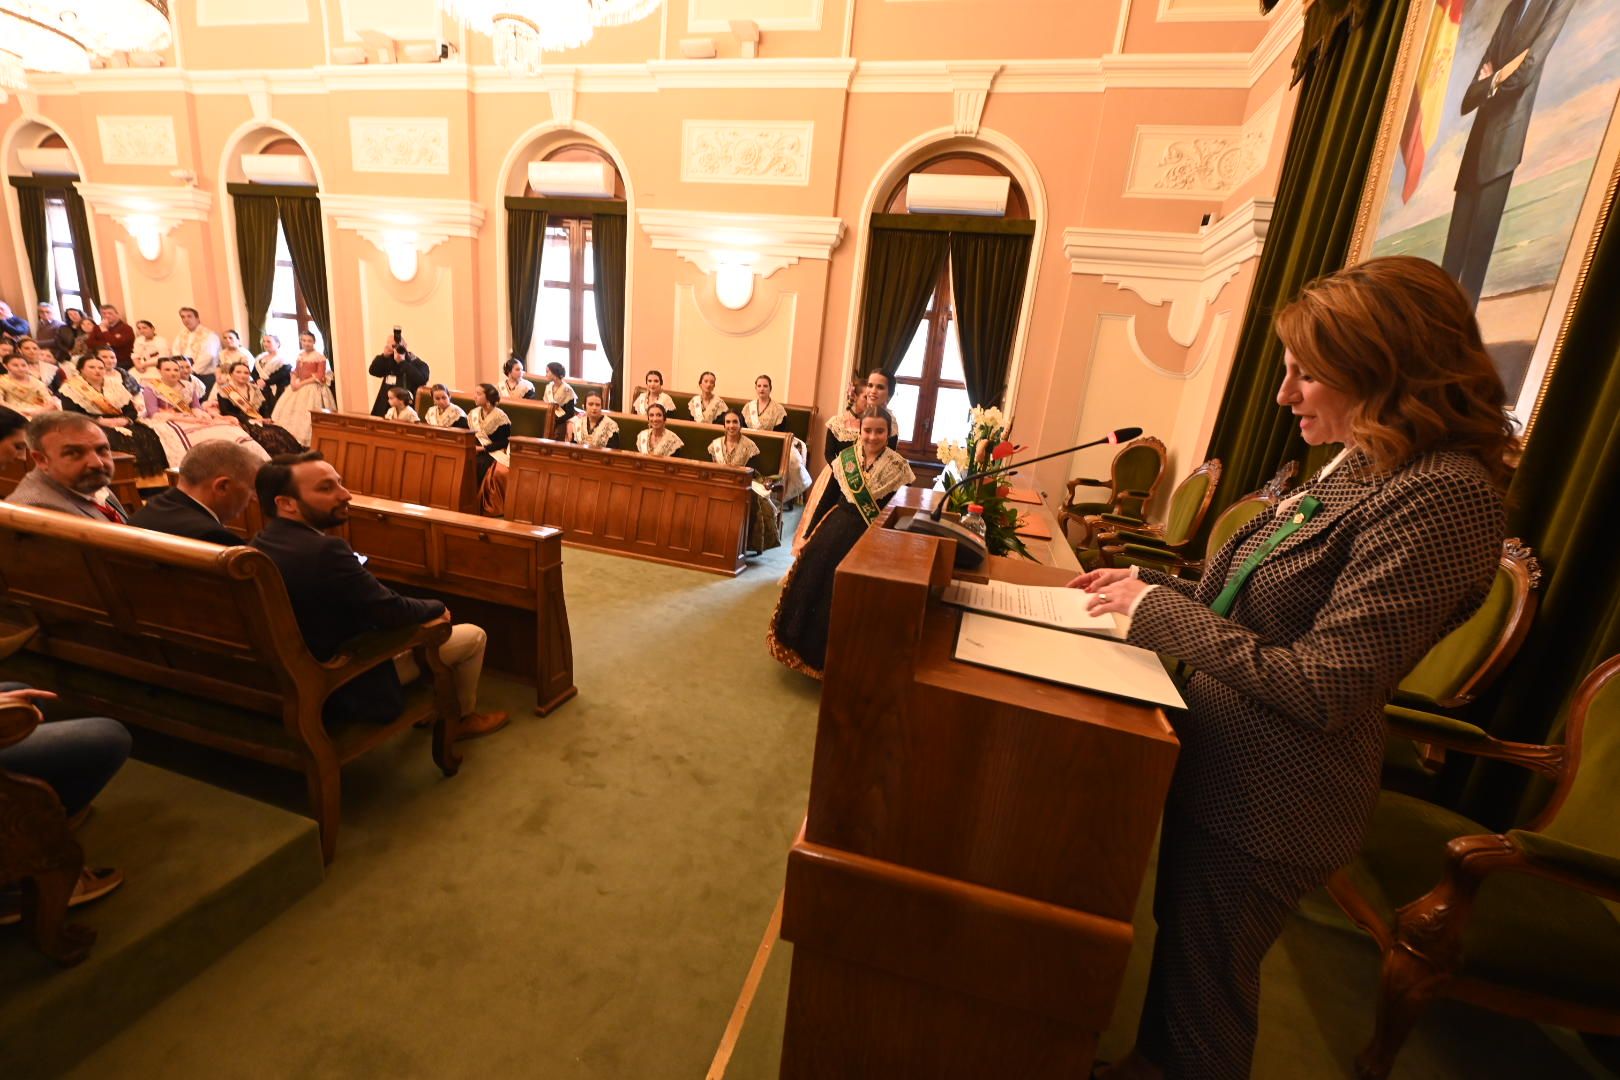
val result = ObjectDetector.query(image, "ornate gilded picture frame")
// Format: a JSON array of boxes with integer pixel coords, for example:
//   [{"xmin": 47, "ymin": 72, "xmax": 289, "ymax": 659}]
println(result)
[{"xmin": 1347, "ymin": 0, "xmax": 1620, "ymax": 441}]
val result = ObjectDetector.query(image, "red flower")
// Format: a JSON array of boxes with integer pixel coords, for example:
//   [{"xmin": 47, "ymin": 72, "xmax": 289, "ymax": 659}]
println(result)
[
  {"xmin": 997, "ymin": 485, "xmax": 1012, "ymax": 498},
  {"xmin": 991, "ymin": 441, "xmax": 1019, "ymax": 461}
]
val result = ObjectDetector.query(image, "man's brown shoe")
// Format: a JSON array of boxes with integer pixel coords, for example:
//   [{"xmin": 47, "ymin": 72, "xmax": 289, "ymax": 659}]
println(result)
[{"xmin": 457, "ymin": 710, "xmax": 510, "ymax": 739}]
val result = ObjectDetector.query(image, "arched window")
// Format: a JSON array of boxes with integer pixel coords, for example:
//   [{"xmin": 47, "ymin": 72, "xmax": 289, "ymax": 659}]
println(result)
[
  {"xmin": 225, "ymin": 130, "xmax": 330, "ymax": 360},
  {"xmin": 525, "ymin": 144, "xmax": 624, "ymax": 382},
  {"xmin": 259, "ymin": 139, "xmax": 324, "ymax": 355},
  {"xmin": 7, "ymin": 128, "xmax": 99, "ymax": 319},
  {"xmin": 873, "ymin": 153, "xmax": 1030, "ymax": 458}
]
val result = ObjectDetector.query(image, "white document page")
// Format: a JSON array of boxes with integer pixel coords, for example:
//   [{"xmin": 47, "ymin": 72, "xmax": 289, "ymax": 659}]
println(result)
[
  {"xmin": 954, "ymin": 612, "xmax": 1185, "ymax": 709},
  {"xmin": 943, "ymin": 579, "xmax": 1119, "ymax": 637}
]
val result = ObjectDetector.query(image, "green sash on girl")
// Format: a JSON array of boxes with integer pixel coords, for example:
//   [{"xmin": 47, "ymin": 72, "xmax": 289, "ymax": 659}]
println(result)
[{"xmin": 839, "ymin": 446, "xmax": 882, "ymax": 525}]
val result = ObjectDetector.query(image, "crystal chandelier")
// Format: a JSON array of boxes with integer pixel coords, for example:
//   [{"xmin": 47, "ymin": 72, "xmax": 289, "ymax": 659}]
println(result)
[
  {"xmin": 0, "ymin": 0, "xmax": 172, "ymax": 82},
  {"xmin": 442, "ymin": 0, "xmax": 662, "ymax": 74}
]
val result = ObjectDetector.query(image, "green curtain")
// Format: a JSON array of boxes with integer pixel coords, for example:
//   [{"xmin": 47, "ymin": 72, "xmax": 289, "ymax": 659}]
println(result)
[
  {"xmin": 233, "ymin": 194, "xmax": 280, "ymax": 351},
  {"xmin": 63, "ymin": 186, "xmax": 101, "ymax": 313},
  {"xmin": 1198, "ymin": 0, "xmax": 1410, "ymax": 521},
  {"xmin": 507, "ymin": 207, "xmax": 548, "ymax": 368},
  {"xmin": 950, "ymin": 230, "xmax": 1032, "ymax": 408},
  {"xmin": 590, "ymin": 212, "xmax": 627, "ymax": 408},
  {"xmin": 1452, "ymin": 204, "xmax": 1620, "ymax": 827},
  {"xmin": 857, "ymin": 225, "xmax": 950, "ymax": 378},
  {"xmin": 275, "ymin": 195, "xmax": 332, "ymax": 360},
  {"xmin": 14, "ymin": 185, "xmax": 50, "ymax": 306}
]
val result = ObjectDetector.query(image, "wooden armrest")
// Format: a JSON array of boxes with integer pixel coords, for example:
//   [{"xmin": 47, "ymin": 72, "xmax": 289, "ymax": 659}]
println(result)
[
  {"xmin": 1383, "ymin": 705, "xmax": 1564, "ymax": 780},
  {"xmin": 1100, "ymin": 512, "xmax": 1154, "ymax": 529},
  {"xmin": 0, "ymin": 622, "xmax": 38, "ymax": 662},
  {"xmin": 1505, "ymin": 830, "xmax": 1620, "ymax": 902},
  {"xmin": 1065, "ymin": 477, "xmax": 1108, "ymax": 493},
  {"xmin": 1119, "ymin": 542, "xmax": 1179, "ymax": 561},
  {"xmin": 0, "ymin": 700, "xmax": 44, "ymax": 752},
  {"xmin": 323, "ymin": 621, "xmax": 453, "ymax": 691}
]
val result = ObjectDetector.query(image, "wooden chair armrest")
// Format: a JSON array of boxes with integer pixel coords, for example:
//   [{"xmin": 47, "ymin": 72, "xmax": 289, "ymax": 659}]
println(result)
[
  {"xmin": 1119, "ymin": 541, "xmax": 1180, "ymax": 561},
  {"xmin": 1065, "ymin": 477, "xmax": 1108, "ymax": 494},
  {"xmin": 0, "ymin": 621, "xmax": 38, "ymax": 662},
  {"xmin": 0, "ymin": 700, "xmax": 44, "ymax": 751},
  {"xmin": 1383, "ymin": 705, "xmax": 1566, "ymax": 781},
  {"xmin": 1099, "ymin": 512, "xmax": 1152, "ymax": 528},
  {"xmin": 322, "ymin": 621, "xmax": 454, "ymax": 692},
  {"xmin": 1504, "ymin": 830, "xmax": 1620, "ymax": 903}
]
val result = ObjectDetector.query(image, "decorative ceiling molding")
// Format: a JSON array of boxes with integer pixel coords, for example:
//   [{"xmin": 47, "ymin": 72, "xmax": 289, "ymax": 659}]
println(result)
[
  {"xmin": 947, "ymin": 63, "xmax": 1001, "ymax": 137},
  {"xmin": 638, "ymin": 208, "xmax": 845, "ymax": 278},
  {"xmin": 542, "ymin": 68, "xmax": 578, "ymax": 126},
  {"xmin": 1065, "ymin": 197, "xmax": 1273, "ymax": 347},
  {"xmin": 1125, "ymin": 88, "xmax": 1283, "ymax": 200},
  {"xmin": 681, "ymin": 121, "xmax": 814, "ymax": 187}
]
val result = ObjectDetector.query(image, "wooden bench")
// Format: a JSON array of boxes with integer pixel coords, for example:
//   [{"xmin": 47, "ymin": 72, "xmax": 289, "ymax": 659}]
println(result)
[
  {"xmin": 0, "ymin": 453, "xmax": 144, "ymax": 513},
  {"xmin": 221, "ymin": 495, "xmax": 578, "ymax": 718},
  {"xmin": 309, "ymin": 411, "xmax": 480, "ymax": 515},
  {"xmin": 0, "ymin": 502, "xmax": 462, "ymax": 864},
  {"xmin": 660, "ymin": 387, "xmax": 816, "ymax": 446},
  {"xmin": 416, "ymin": 376, "xmax": 610, "ymax": 417},
  {"xmin": 603, "ymin": 411, "xmax": 791, "ymax": 478},
  {"xmin": 504, "ymin": 438, "xmax": 756, "ymax": 575}
]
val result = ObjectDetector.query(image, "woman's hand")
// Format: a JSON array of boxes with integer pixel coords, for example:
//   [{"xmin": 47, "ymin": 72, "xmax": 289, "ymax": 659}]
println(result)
[
  {"xmin": 1083, "ymin": 576, "xmax": 1148, "ymax": 616},
  {"xmin": 1065, "ymin": 567, "xmax": 1134, "ymax": 591}
]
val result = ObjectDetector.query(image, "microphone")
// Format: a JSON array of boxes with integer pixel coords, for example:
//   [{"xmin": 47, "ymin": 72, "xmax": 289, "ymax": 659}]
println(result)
[
  {"xmin": 930, "ymin": 426, "xmax": 1143, "ymax": 522},
  {"xmin": 895, "ymin": 426, "xmax": 1142, "ymax": 569}
]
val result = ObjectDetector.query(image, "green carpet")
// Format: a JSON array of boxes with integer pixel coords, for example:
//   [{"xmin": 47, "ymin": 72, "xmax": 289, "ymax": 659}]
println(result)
[{"xmin": 36, "ymin": 534, "xmax": 1617, "ymax": 1078}]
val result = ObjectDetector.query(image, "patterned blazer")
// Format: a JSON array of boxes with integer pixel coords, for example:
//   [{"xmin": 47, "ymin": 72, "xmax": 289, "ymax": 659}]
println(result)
[{"xmin": 1128, "ymin": 448, "xmax": 1504, "ymax": 870}]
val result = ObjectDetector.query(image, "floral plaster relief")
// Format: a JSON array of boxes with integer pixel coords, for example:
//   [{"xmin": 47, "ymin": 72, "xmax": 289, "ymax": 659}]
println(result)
[{"xmin": 681, "ymin": 122, "xmax": 813, "ymax": 186}]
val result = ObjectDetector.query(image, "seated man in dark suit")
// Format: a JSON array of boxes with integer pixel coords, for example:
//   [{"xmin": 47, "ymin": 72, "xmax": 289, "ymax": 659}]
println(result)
[
  {"xmin": 130, "ymin": 442, "xmax": 261, "ymax": 545},
  {"xmin": 250, "ymin": 451, "xmax": 508, "ymax": 737}
]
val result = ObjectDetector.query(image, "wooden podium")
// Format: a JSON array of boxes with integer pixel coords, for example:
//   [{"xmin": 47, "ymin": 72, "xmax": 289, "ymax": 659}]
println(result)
[{"xmin": 777, "ymin": 502, "xmax": 1179, "ymax": 1078}]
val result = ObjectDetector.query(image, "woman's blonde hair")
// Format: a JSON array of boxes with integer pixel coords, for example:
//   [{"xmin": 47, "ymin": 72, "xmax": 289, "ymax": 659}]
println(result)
[{"xmin": 1275, "ymin": 255, "xmax": 1518, "ymax": 486}]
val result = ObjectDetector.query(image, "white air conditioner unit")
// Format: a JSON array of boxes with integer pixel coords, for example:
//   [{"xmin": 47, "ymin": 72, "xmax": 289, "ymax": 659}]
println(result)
[
  {"xmin": 241, "ymin": 154, "xmax": 316, "ymax": 186},
  {"xmin": 18, "ymin": 148, "xmax": 77, "ymax": 176},
  {"xmin": 528, "ymin": 161, "xmax": 616, "ymax": 198},
  {"xmin": 905, "ymin": 173, "xmax": 1010, "ymax": 217}
]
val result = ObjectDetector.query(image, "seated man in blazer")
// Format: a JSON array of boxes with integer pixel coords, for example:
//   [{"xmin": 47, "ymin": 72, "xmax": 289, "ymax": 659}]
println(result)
[
  {"xmin": 4, "ymin": 412, "xmax": 129, "ymax": 523},
  {"xmin": 130, "ymin": 442, "xmax": 261, "ymax": 545},
  {"xmin": 250, "ymin": 451, "xmax": 508, "ymax": 737}
]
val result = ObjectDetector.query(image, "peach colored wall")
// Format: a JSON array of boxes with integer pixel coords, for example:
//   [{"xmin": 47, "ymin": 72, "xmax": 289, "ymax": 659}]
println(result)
[{"xmin": 0, "ymin": 0, "xmax": 1304, "ymax": 516}]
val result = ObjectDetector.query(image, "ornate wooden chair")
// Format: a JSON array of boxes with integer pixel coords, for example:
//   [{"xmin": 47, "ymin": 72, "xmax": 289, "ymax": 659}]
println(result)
[
  {"xmin": 1101, "ymin": 461, "xmax": 1295, "ymax": 578},
  {"xmin": 1327, "ymin": 653, "xmax": 1620, "ymax": 1079},
  {"xmin": 1383, "ymin": 539, "xmax": 1543, "ymax": 789},
  {"xmin": 1058, "ymin": 436, "xmax": 1166, "ymax": 549},
  {"xmin": 1089, "ymin": 458, "xmax": 1221, "ymax": 570}
]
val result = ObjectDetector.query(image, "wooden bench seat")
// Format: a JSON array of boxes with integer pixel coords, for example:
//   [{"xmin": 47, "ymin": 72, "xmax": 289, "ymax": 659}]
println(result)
[
  {"xmin": 660, "ymin": 387, "xmax": 816, "ymax": 446},
  {"xmin": 602, "ymin": 411, "xmax": 791, "ymax": 477},
  {"xmin": 309, "ymin": 411, "xmax": 480, "ymax": 514},
  {"xmin": 0, "ymin": 503, "xmax": 463, "ymax": 864}
]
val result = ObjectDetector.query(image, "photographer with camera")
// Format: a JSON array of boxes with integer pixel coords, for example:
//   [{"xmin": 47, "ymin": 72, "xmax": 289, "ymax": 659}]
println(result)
[{"xmin": 368, "ymin": 326, "xmax": 430, "ymax": 417}]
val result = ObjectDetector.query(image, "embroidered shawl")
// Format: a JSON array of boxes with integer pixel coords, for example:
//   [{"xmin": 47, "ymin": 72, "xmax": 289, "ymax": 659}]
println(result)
[
  {"xmin": 636, "ymin": 427, "xmax": 684, "ymax": 457},
  {"xmin": 708, "ymin": 435, "xmax": 760, "ymax": 467}
]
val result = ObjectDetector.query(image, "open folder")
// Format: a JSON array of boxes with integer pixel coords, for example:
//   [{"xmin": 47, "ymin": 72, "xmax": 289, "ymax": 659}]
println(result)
[
  {"xmin": 943, "ymin": 579, "xmax": 1120, "ymax": 637},
  {"xmin": 954, "ymin": 611, "xmax": 1186, "ymax": 709}
]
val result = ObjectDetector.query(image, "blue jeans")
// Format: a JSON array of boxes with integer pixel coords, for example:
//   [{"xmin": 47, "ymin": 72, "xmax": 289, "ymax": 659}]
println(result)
[{"xmin": 0, "ymin": 682, "xmax": 131, "ymax": 816}]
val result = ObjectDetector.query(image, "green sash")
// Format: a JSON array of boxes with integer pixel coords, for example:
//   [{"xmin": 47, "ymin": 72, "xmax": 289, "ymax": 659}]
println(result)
[
  {"xmin": 1211, "ymin": 495, "xmax": 1323, "ymax": 617},
  {"xmin": 839, "ymin": 446, "xmax": 882, "ymax": 526}
]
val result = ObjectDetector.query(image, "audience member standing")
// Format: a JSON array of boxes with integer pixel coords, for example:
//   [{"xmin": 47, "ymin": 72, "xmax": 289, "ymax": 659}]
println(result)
[
  {"xmin": 254, "ymin": 333, "xmax": 291, "ymax": 411},
  {"xmin": 85, "ymin": 305, "xmax": 136, "ymax": 369},
  {"xmin": 173, "ymin": 307, "xmax": 221, "ymax": 392},
  {"xmin": 250, "ymin": 451, "xmax": 509, "ymax": 737},
  {"xmin": 4, "ymin": 412, "xmax": 128, "ymax": 522},
  {"xmin": 130, "ymin": 442, "xmax": 261, "ymax": 545},
  {"xmin": 368, "ymin": 334, "xmax": 429, "ymax": 416},
  {"xmin": 130, "ymin": 320, "xmax": 168, "ymax": 382},
  {"xmin": 34, "ymin": 302, "xmax": 72, "ymax": 364},
  {"xmin": 270, "ymin": 332, "xmax": 336, "ymax": 445}
]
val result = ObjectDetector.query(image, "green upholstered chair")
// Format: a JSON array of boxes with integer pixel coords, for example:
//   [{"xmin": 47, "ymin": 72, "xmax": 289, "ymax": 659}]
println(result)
[
  {"xmin": 1090, "ymin": 458, "xmax": 1221, "ymax": 570},
  {"xmin": 1101, "ymin": 461, "xmax": 1296, "ymax": 579},
  {"xmin": 1058, "ymin": 436, "xmax": 1166, "ymax": 550},
  {"xmin": 1327, "ymin": 654, "xmax": 1620, "ymax": 1080},
  {"xmin": 1382, "ymin": 539, "xmax": 1542, "ymax": 791}
]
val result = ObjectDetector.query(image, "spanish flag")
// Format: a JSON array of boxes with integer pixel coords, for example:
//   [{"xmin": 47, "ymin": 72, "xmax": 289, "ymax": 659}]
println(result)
[{"xmin": 1398, "ymin": 0, "xmax": 1467, "ymax": 202}]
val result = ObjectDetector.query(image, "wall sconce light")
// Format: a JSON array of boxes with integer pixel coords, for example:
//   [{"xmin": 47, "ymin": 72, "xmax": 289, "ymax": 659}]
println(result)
[
  {"xmin": 383, "ymin": 229, "xmax": 420, "ymax": 282},
  {"xmin": 124, "ymin": 214, "xmax": 164, "ymax": 261},
  {"xmin": 714, "ymin": 259, "xmax": 755, "ymax": 310}
]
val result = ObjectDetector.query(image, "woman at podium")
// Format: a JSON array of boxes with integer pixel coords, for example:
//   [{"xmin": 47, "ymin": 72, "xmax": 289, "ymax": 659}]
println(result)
[
  {"xmin": 1076, "ymin": 257, "xmax": 1512, "ymax": 1080},
  {"xmin": 768, "ymin": 408, "xmax": 913, "ymax": 677}
]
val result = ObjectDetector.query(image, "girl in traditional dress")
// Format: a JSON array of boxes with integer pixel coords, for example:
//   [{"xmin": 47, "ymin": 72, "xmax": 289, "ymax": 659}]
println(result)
[
  {"xmin": 498, "ymin": 358, "xmax": 537, "ymax": 401},
  {"xmin": 688, "ymin": 370, "xmax": 726, "ymax": 424},
  {"xmin": 18, "ymin": 338, "xmax": 63, "ymax": 395},
  {"xmin": 57, "ymin": 352, "xmax": 168, "ymax": 480},
  {"xmin": 824, "ymin": 372, "xmax": 868, "ymax": 464},
  {"xmin": 470, "ymin": 383, "xmax": 513, "ymax": 515},
  {"xmin": 254, "ymin": 333, "xmax": 291, "ymax": 411},
  {"xmin": 0, "ymin": 353, "xmax": 59, "ymax": 416},
  {"xmin": 214, "ymin": 360, "xmax": 304, "ymax": 455},
  {"xmin": 383, "ymin": 386, "xmax": 421, "ymax": 423},
  {"xmin": 423, "ymin": 383, "xmax": 468, "ymax": 429},
  {"xmin": 142, "ymin": 357, "xmax": 269, "ymax": 469},
  {"xmin": 743, "ymin": 373, "xmax": 813, "ymax": 503},
  {"xmin": 631, "ymin": 369, "xmax": 674, "ymax": 416},
  {"xmin": 709, "ymin": 409, "xmax": 781, "ymax": 553},
  {"xmin": 540, "ymin": 361, "xmax": 577, "ymax": 427},
  {"xmin": 270, "ymin": 331, "xmax": 336, "ymax": 446},
  {"xmin": 635, "ymin": 402, "xmax": 684, "ymax": 457},
  {"xmin": 218, "ymin": 330, "xmax": 254, "ymax": 376},
  {"xmin": 567, "ymin": 392, "xmax": 619, "ymax": 449},
  {"xmin": 768, "ymin": 408, "xmax": 914, "ymax": 677}
]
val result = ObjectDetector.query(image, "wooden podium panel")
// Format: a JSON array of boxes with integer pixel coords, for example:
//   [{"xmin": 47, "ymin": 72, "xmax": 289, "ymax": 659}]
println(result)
[
  {"xmin": 779, "ymin": 513, "xmax": 1179, "ymax": 1077},
  {"xmin": 309, "ymin": 412, "xmax": 479, "ymax": 515},
  {"xmin": 503, "ymin": 438, "xmax": 753, "ymax": 575}
]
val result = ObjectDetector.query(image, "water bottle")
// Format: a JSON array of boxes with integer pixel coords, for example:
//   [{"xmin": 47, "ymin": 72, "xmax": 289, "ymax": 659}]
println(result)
[{"xmin": 959, "ymin": 503, "xmax": 988, "ymax": 540}]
